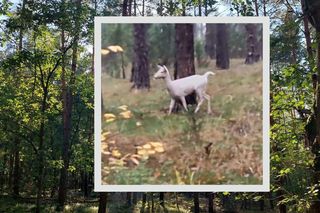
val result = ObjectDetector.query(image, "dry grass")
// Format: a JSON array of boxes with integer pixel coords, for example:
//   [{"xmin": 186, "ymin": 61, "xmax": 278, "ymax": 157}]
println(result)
[{"xmin": 101, "ymin": 59, "xmax": 263, "ymax": 185}]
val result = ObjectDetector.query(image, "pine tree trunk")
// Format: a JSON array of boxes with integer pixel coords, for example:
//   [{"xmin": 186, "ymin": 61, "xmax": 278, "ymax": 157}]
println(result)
[
  {"xmin": 98, "ymin": 193, "xmax": 107, "ymax": 213},
  {"xmin": 193, "ymin": 192, "xmax": 200, "ymax": 213},
  {"xmin": 207, "ymin": 192, "xmax": 214, "ymax": 213},
  {"xmin": 205, "ymin": 24, "xmax": 216, "ymax": 59},
  {"xmin": 131, "ymin": 24, "xmax": 150, "ymax": 90},
  {"xmin": 216, "ymin": 24, "xmax": 230, "ymax": 69},
  {"xmin": 174, "ymin": 24, "xmax": 197, "ymax": 110},
  {"xmin": 57, "ymin": 0, "xmax": 81, "ymax": 209},
  {"xmin": 245, "ymin": 24, "xmax": 259, "ymax": 64}
]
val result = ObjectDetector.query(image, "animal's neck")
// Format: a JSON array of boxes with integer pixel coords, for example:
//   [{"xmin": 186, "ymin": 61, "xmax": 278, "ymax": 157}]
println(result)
[{"xmin": 164, "ymin": 71, "xmax": 172, "ymax": 85}]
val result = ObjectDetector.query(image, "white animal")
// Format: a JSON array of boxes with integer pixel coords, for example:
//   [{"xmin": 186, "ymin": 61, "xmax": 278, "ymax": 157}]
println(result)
[{"xmin": 153, "ymin": 64, "xmax": 215, "ymax": 115}]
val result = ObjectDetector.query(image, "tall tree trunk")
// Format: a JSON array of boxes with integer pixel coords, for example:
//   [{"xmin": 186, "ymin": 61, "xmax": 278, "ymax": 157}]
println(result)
[
  {"xmin": 142, "ymin": 0, "xmax": 145, "ymax": 16},
  {"xmin": 301, "ymin": 0, "xmax": 313, "ymax": 61},
  {"xmin": 133, "ymin": 0, "xmax": 136, "ymax": 16},
  {"xmin": 131, "ymin": 24, "xmax": 150, "ymax": 90},
  {"xmin": 198, "ymin": 0, "xmax": 201, "ymax": 16},
  {"xmin": 244, "ymin": 24, "xmax": 259, "ymax": 64},
  {"xmin": 57, "ymin": 0, "xmax": 81, "ymax": 209},
  {"xmin": 263, "ymin": 0, "xmax": 267, "ymax": 16},
  {"xmin": 98, "ymin": 192, "xmax": 107, "ymax": 213},
  {"xmin": 122, "ymin": 0, "xmax": 128, "ymax": 16},
  {"xmin": 193, "ymin": 192, "xmax": 200, "ymax": 213},
  {"xmin": 216, "ymin": 24, "xmax": 230, "ymax": 69},
  {"xmin": 207, "ymin": 192, "xmax": 215, "ymax": 213},
  {"xmin": 205, "ymin": 24, "xmax": 216, "ymax": 59},
  {"xmin": 36, "ymin": 87, "xmax": 48, "ymax": 213},
  {"xmin": 253, "ymin": 0, "xmax": 259, "ymax": 16},
  {"xmin": 159, "ymin": 192, "xmax": 165, "ymax": 209},
  {"xmin": 141, "ymin": 193, "xmax": 147, "ymax": 213},
  {"xmin": 174, "ymin": 24, "xmax": 197, "ymax": 109},
  {"xmin": 12, "ymin": 139, "xmax": 20, "ymax": 197}
]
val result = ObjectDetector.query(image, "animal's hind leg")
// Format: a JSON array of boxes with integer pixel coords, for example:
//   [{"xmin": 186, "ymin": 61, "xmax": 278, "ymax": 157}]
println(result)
[
  {"xmin": 194, "ymin": 90, "xmax": 204, "ymax": 113},
  {"xmin": 203, "ymin": 93, "xmax": 212, "ymax": 114}
]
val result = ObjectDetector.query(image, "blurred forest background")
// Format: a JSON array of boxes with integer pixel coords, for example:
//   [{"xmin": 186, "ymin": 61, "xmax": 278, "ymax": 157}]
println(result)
[
  {"xmin": 101, "ymin": 22, "xmax": 263, "ymax": 186},
  {"xmin": 1, "ymin": 0, "xmax": 320, "ymax": 213}
]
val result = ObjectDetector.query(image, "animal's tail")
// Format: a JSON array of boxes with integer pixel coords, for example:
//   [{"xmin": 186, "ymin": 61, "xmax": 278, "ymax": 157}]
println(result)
[{"xmin": 204, "ymin": 71, "xmax": 215, "ymax": 78}]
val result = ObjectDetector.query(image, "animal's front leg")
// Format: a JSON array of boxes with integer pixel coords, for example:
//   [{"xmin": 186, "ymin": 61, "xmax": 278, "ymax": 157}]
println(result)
[
  {"xmin": 168, "ymin": 98, "xmax": 175, "ymax": 115},
  {"xmin": 180, "ymin": 97, "xmax": 188, "ymax": 111}
]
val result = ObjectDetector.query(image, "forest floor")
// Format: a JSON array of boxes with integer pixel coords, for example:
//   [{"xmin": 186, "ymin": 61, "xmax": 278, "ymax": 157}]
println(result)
[{"xmin": 101, "ymin": 59, "xmax": 263, "ymax": 185}]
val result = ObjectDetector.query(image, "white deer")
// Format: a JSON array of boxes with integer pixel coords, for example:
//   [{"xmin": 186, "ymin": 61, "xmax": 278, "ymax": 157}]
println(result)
[{"xmin": 153, "ymin": 65, "xmax": 215, "ymax": 115}]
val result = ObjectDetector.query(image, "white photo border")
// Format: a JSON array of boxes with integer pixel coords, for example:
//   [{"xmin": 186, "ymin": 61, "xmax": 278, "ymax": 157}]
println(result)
[{"xmin": 94, "ymin": 16, "xmax": 270, "ymax": 192}]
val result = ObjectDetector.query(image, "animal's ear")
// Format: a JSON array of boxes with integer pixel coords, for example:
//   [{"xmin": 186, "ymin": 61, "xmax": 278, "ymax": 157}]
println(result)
[{"xmin": 157, "ymin": 64, "xmax": 163, "ymax": 68}]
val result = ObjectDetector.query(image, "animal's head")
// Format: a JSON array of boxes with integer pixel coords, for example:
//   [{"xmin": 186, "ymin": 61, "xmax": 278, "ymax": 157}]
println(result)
[{"xmin": 154, "ymin": 64, "xmax": 169, "ymax": 79}]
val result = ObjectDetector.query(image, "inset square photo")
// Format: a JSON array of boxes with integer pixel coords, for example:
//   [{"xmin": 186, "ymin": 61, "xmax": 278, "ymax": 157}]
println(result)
[{"xmin": 94, "ymin": 17, "xmax": 270, "ymax": 192}]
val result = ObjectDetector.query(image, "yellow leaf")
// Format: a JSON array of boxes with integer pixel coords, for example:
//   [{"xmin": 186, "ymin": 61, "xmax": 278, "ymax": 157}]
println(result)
[
  {"xmin": 102, "ymin": 131, "xmax": 111, "ymax": 137},
  {"xmin": 138, "ymin": 149, "xmax": 148, "ymax": 155},
  {"xmin": 155, "ymin": 147, "xmax": 165, "ymax": 153},
  {"xmin": 101, "ymin": 135, "xmax": 106, "ymax": 141},
  {"xmin": 119, "ymin": 110, "xmax": 132, "ymax": 119},
  {"xmin": 149, "ymin": 142, "xmax": 163, "ymax": 147},
  {"xmin": 107, "ymin": 45, "xmax": 124, "ymax": 53},
  {"xmin": 118, "ymin": 105, "xmax": 128, "ymax": 111},
  {"xmin": 142, "ymin": 144, "xmax": 152, "ymax": 149},
  {"xmin": 112, "ymin": 150, "xmax": 121, "ymax": 158},
  {"xmin": 109, "ymin": 140, "xmax": 115, "ymax": 144},
  {"xmin": 104, "ymin": 113, "xmax": 116, "ymax": 119},
  {"xmin": 106, "ymin": 118, "xmax": 115, "ymax": 123},
  {"xmin": 130, "ymin": 157, "xmax": 140, "ymax": 165},
  {"xmin": 101, "ymin": 49, "xmax": 110, "ymax": 55},
  {"xmin": 148, "ymin": 150, "xmax": 156, "ymax": 155}
]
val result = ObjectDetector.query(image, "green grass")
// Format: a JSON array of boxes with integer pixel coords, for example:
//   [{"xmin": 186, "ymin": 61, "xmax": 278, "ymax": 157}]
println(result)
[{"xmin": 102, "ymin": 59, "xmax": 263, "ymax": 185}]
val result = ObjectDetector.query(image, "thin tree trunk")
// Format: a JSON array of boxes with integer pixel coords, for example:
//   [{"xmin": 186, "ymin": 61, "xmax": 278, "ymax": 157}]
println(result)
[
  {"xmin": 207, "ymin": 192, "xmax": 214, "ymax": 213},
  {"xmin": 263, "ymin": 0, "xmax": 267, "ymax": 16},
  {"xmin": 198, "ymin": 0, "xmax": 201, "ymax": 16},
  {"xmin": 301, "ymin": 0, "xmax": 313, "ymax": 61},
  {"xmin": 141, "ymin": 193, "xmax": 147, "ymax": 213},
  {"xmin": 57, "ymin": 0, "xmax": 81, "ymax": 209},
  {"xmin": 12, "ymin": 139, "xmax": 20, "ymax": 197},
  {"xmin": 160, "ymin": 192, "xmax": 165, "ymax": 210},
  {"xmin": 122, "ymin": 0, "xmax": 128, "ymax": 16},
  {"xmin": 193, "ymin": 192, "xmax": 200, "ymax": 213},
  {"xmin": 98, "ymin": 193, "xmax": 107, "ymax": 213},
  {"xmin": 253, "ymin": 0, "xmax": 259, "ymax": 16}
]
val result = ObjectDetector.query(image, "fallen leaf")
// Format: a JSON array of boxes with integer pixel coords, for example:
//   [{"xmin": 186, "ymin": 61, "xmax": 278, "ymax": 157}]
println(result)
[
  {"xmin": 104, "ymin": 113, "xmax": 116, "ymax": 119},
  {"xmin": 142, "ymin": 144, "xmax": 152, "ymax": 149},
  {"xmin": 149, "ymin": 142, "xmax": 163, "ymax": 147},
  {"xmin": 119, "ymin": 110, "xmax": 132, "ymax": 119},
  {"xmin": 155, "ymin": 147, "xmax": 165, "ymax": 153},
  {"xmin": 111, "ymin": 150, "xmax": 121, "ymax": 158},
  {"xmin": 130, "ymin": 157, "xmax": 140, "ymax": 165},
  {"xmin": 118, "ymin": 105, "xmax": 128, "ymax": 111},
  {"xmin": 106, "ymin": 118, "xmax": 115, "ymax": 123}
]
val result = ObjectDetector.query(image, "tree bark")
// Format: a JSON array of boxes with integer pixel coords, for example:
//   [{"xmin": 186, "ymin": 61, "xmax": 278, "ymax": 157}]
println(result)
[
  {"xmin": 193, "ymin": 192, "xmax": 200, "ymax": 213},
  {"xmin": 57, "ymin": 0, "xmax": 81, "ymax": 209},
  {"xmin": 131, "ymin": 24, "xmax": 150, "ymax": 90},
  {"xmin": 160, "ymin": 192, "xmax": 165, "ymax": 209},
  {"xmin": 207, "ymin": 192, "xmax": 215, "ymax": 213},
  {"xmin": 244, "ymin": 24, "xmax": 259, "ymax": 64},
  {"xmin": 122, "ymin": 0, "xmax": 128, "ymax": 16},
  {"xmin": 174, "ymin": 24, "xmax": 197, "ymax": 108},
  {"xmin": 301, "ymin": 0, "xmax": 313, "ymax": 61},
  {"xmin": 98, "ymin": 193, "xmax": 107, "ymax": 213},
  {"xmin": 205, "ymin": 24, "xmax": 216, "ymax": 59},
  {"xmin": 216, "ymin": 24, "xmax": 230, "ymax": 69}
]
